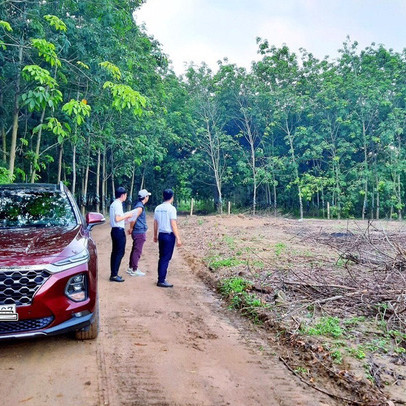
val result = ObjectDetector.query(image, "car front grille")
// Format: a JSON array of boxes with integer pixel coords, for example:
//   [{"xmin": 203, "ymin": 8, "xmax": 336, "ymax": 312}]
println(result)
[
  {"xmin": 0, "ymin": 269, "xmax": 50, "ymax": 306},
  {"xmin": 0, "ymin": 316, "xmax": 54, "ymax": 335}
]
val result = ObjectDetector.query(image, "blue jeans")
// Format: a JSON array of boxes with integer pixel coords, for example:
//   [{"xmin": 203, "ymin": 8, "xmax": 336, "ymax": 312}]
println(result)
[
  {"xmin": 158, "ymin": 232, "xmax": 176, "ymax": 283},
  {"xmin": 110, "ymin": 227, "xmax": 126, "ymax": 277}
]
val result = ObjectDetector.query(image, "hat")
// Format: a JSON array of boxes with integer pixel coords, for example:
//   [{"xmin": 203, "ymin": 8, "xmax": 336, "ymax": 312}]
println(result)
[{"xmin": 138, "ymin": 189, "xmax": 152, "ymax": 199}]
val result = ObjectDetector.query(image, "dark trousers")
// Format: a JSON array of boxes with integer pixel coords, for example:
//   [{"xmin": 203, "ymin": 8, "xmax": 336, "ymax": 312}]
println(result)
[
  {"xmin": 110, "ymin": 227, "xmax": 126, "ymax": 277},
  {"xmin": 157, "ymin": 232, "xmax": 176, "ymax": 283},
  {"xmin": 129, "ymin": 233, "xmax": 147, "ymax": 270}
]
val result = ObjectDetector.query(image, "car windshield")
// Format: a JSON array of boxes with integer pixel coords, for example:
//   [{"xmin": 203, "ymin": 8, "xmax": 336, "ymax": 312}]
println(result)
[{"xmin": 0, "ymin": 190, "xmax": 78, "ymax": 229}]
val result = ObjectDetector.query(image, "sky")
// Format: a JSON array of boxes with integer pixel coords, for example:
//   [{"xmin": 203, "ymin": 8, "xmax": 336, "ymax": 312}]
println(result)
[{"xmin": 135, "ymin": 0, "xmax": 406, "ymax": 75}]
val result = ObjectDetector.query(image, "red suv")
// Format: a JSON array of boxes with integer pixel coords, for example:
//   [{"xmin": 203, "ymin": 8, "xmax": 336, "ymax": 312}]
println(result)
[{"xmin": 0, "ymin": 183, "xmax": 105, "ymax": 340}]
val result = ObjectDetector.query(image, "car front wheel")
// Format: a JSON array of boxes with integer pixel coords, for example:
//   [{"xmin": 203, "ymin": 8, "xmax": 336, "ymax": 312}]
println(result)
[{"xmin": 75, "ymin": 302, "xmax": 99, "ymax": 340}]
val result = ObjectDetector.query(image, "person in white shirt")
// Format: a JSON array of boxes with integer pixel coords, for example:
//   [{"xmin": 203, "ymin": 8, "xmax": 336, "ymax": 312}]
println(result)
[
  {"xmin": 109, "ymin": 186, "xmax": 133, "ymax": 282},
  {"xmin": 153, "ymin": 189, "xmax": 182, "ymax": 287}
]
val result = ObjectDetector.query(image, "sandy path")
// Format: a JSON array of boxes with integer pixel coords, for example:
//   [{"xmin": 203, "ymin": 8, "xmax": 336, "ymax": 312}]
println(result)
[{"xmin": 0, "ymin": 222, "xmax": 333, "ymax": 406}]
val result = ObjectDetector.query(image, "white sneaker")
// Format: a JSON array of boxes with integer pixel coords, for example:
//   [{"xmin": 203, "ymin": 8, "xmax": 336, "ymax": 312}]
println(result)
[
  {"xmin": 126, "ymin": 268, "xmax": 136, "ymax": 276},
  {"xmin": 133, "ymin": 269, "xmax": 145, "ymax": 276}
]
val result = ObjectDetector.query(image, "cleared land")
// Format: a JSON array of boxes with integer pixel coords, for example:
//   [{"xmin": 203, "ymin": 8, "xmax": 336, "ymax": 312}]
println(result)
[{"xmin": 180, "ymin": 214, "xmax": 406, "ymax": 405}]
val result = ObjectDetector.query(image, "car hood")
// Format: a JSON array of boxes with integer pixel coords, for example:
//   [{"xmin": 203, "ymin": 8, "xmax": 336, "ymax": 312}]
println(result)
[{"xmin": 0, "ymin": 226, "xmax": 86, "ymax": 266}]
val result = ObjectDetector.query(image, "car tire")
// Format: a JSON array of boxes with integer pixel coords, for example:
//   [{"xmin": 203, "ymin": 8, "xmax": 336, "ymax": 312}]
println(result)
[{"xmin": 75, "ymin": 302, "xmax": 99, "ymax": 340}]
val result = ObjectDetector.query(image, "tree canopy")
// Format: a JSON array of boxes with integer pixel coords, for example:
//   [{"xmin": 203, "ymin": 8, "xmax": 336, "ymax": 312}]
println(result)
[{"xmin": 2, "ymin": 1, "xmax": 406, "ymax": 219}]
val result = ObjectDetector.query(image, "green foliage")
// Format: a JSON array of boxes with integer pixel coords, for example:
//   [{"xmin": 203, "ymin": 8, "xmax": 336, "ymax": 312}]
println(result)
[
  {"xmin": 274, "ymin": 242, "xmax": 287, "ymax": 257},
  {"xmin": 31, "ymin": 39, "xmax": 61, "ymax": 67},
  {"xmin": 21, "ymin": 87, "xmax": 63, "ymax": 112},
  {"xmin": 103, "ymin": 82, "xmax": 146, "ymax": 115},
  {"xmin": 99, "ymin": 61, "xmax": 122, "ymax": 80},
  {"xmin": 44, "ymin": 15, "xmax": 67, "ymax": 32},
  {"xmin": 62, "ymin": 100, "xmax": 91, "ymax": 125},
  {"xmin": 219, "ymin": 277, "xmax": 267, "ymax": 320},
  {"xmin": 219, "ymin": 277, "xmax": 252, "ymax": 296},
  {"xmin": 46, "ymin": 118, "xmax": 71, "ymax": 143},
  {"xmin": 22, "ymin": 65, "xmax": 58, "ymax": 88},
  {"xmin": 0, "ymin": 20, "xmax": 12, "ymax": 32},
  {"xmin": 348, "ymin": 347, "xmax": 366, "ymax": 360},
  {"xmin": 223, "ymin": 235, "xmax": 236, "ymax": 250},
  {"xmin": 304, "ymin": 316, "xmax": 343, "ymax": 338},
  {"xmin": 331, "ymin": 350, "xmax": 343, "ymax": 364},
  {"xmin": 294, "ymin": 367, "xmax": 309, "ymax": 375},
  {"xmin": 3, "ymin": 1, "xmax": 406, "ymax": 219},
  {"xmin": 0, "ymin": 167, "xmax": 12, "ymax": 184},
  {"xmin": 208, "ymin": 257, "xmax": 244, "ymax": 269}
]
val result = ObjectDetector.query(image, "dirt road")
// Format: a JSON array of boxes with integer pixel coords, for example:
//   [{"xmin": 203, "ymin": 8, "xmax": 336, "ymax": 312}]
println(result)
[{"xmin": 0, "ymin": 223, "xmax": 333, "ymax": 406}]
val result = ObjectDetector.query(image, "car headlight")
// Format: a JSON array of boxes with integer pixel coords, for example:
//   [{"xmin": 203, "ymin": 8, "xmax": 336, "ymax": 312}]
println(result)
[
  {"xmin": 65, "ymin": 273, "xmax": 87, "ymax": 302},
  {"xmin": 52, "ymin": 249, "xmax": 90, "ymax": 271}
]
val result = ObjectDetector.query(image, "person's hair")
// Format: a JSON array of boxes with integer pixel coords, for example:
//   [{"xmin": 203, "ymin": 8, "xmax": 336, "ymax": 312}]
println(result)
[
  {"xmin": 115, "ymin": 186, "xmax": 127, "ymax": 199},
  {"xmin": 163, "ymin": 188, "xmax": 174, "ymax": 201}
]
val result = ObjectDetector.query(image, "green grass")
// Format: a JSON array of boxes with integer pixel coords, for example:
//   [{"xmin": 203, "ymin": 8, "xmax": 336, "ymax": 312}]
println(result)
[
  {"xmin": 274, "ymin": 242, "xmax": 287, "ymax": 257},
  {"xmin": 219, "ymin": 277, "xmax": 252, "ymax": 296},
  {"xmin": 303, "ymin": 316, "xmax": 344, "ymax": 338},
  {"xmin": 219, "ymin": 277, "xmax": 269, "ymax": 321},
  {"xmin": 222, "ymin": 235, "xmax": 236, "ymax": 250},
  {"xmin": 343, "ymin": 316, "xmax": 366, "ymax": 326},
  {"xmin": 331, "ymin": 350, "xmax": 343, "ymax": 364},
  {"xmin": 208, "ymin": 257, "xmax": 244, "ymax": 269},
  {"xmin": 348, "ymin": 347, "xmax": 366, "ymax": 359}
]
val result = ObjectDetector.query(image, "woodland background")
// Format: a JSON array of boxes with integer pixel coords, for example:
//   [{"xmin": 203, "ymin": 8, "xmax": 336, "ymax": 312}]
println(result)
[{"xmin": 1, "ymin": 0, "xmax": 406, "ymax": 219}]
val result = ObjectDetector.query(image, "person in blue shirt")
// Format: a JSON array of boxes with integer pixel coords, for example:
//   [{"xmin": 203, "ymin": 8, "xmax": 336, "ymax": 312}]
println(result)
[{"xmin": 127, "ymin": 189, "xmax": 151, "ymax": 277}]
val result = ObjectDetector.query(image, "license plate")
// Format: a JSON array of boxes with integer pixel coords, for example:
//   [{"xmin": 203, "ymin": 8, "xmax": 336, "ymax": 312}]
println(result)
[{"xmin": 0, "ymin": 304, "xmax": 18, "ymax": 321}]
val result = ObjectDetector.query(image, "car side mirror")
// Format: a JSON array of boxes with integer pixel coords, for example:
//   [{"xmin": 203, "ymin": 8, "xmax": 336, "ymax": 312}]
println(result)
[{"xmin": 86, "ymin": 212, "xmax": 105, "ymax": 230}]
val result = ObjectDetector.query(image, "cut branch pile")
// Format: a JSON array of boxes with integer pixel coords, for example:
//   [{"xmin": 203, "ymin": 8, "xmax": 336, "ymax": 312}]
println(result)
[{"xmin": 254, "ymin": 221, "xmax": 406, "ymax": 332}]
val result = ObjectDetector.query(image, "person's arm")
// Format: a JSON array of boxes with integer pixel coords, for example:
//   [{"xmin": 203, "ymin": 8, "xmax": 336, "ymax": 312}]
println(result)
[
  {"xmin": 115, "ymin": 211, "xmax": 133, "ymax": 222},
  {"xmin": 128, "ymin": 221, "xmax": 135, "ymax": 234},
  {"xmin": 128, "ymin": 208, "xmax": 142, "ymax": 234},
  {"xmin": 153, "ymin": 219, "xmax": 158, "ymax": 243},
  {"xmin": 170, "ymin": 219, "xmax": 182, "ymax": 246}
]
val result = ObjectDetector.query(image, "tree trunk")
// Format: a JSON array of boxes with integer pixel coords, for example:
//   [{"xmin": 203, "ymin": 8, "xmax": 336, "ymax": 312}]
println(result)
[
  {"xmin": 242, "ymin": 113, "xmax": 257, "ymax": 215},
  {"xmin": 96, "ymin": 149, "xmax": 101, "ymax": 213},
  {"xmin": 72, "ymin": 143, "xmax": 77, "ymax": 195},
  {"xmin": 321, "ymin": 186, "xmax": 325, "ymax": 219},
  {"xmin": 397, "ymin": 174, "xmax": 402, "ymax": 221},
  {"xmin": 272, "ymin": 172, "xmax": 277, "ymax": 216},
  {"xmin": 204, "ymin": 120, "xmax": 223, "ymax": 215},
  {"xmin": 1, "ymin": 91, "xmax": 6, "ymax": 164},
  {"xmin": 30, "ymin": 108, "xmax": 46, "ymax": 183},
  {"xmin": 102, "ymin": 145, "xmax": 107, "ymax": 215},
  {"xmin": 286, "ymin": 125, "xmax": 303, "ymax": 220},
  {"xmin": 129, "ymin": 164, "xmax": 136, "ymax": 210},
  {"xmin": 9, "ymin": 38, "xmax": 24, "ymax": 180},
  {"xmin": 362, "ymin": 122, "xmax": 368, "ymax": 220},
  {"xmin": 110, "ymin": 150, "xmax": 115, "ymax": 198},
  {"xmin": 140, "ymin": 172, "xmax": 145, "ymax": 190},
  {"xmin": 81, "ymin": 148, "xmax": 90, "ymax": 215},
  {"xmin": 1, "ymin": 126, "xmax": 6, "ymax": 164},
  {"xmin": 58, "ymin": 143, "xmax": 63, "ymax": 183}
]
